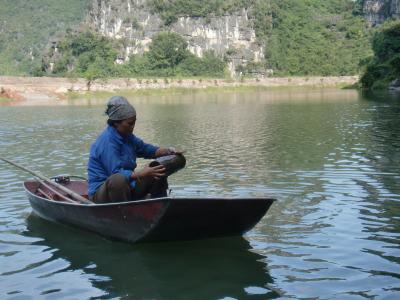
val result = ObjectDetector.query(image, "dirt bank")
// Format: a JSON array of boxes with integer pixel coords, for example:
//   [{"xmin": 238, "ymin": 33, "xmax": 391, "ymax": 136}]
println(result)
[{"xmin": 0, "ymin": 75, "xmax": 359, "ymax": 105}]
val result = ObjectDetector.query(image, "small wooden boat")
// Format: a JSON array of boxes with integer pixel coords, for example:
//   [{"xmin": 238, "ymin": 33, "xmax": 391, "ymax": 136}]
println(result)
[{"xmin": 24, "ymin": 179, "xmax": 276, "ymax": 243}]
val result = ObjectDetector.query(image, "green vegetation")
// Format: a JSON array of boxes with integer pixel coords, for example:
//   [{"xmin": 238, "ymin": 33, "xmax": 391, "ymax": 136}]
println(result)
[
  {"xmin": 46, "ymin": 31, "xmax": 226, "ymax": 81},
  {"xmin": 0, "ymin": 97, "xmax": 10, "ymax": 104},
  {"xmin": 360, "ymin": 20, "xmax": 400, "ymax": 90},
  {"xmin": 149, "ymin": 0, "xmax": 372, "ymax": 76},
  {"xmin": 68, "ymin": 84, "xmax": 338, "ymax": 102},
  {"xmin": 0, "ymin": 0, "xmax": 89, "ymax": 75},
  {"xmin": 42, "ymin": 30, "xmax": 119, "ymax": 88},
  {"xmin": 254, "ymin": 0, "xmax": 372, "ymax": 76},
  {"xmin": 148, "ymin": 0, "xmax": 253, "ymax": 25},
  {"xmin": 0, "ymin": 0, "xmax": 375, "ymax": 78}
]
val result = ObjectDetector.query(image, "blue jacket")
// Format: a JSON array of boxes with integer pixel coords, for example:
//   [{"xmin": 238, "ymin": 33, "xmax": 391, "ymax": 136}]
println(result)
[{"xmin": 87, "ymin": 126, "xmax": 159, "ymax": 196}]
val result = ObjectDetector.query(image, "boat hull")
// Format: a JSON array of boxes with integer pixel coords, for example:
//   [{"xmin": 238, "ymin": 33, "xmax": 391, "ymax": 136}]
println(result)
[{"xmin": 24, "ymin": 181, "xmax": 275, "ymax": 243}]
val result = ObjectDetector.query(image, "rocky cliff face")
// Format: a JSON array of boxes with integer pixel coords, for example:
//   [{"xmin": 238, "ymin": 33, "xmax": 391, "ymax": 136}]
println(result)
[
  {"xmin": 363, "ymin": 0, "xmax": 400, "ymax": 25},
  {"xmin": 86, "ymin": 0, "xmax": 264, "ymax": 75}
]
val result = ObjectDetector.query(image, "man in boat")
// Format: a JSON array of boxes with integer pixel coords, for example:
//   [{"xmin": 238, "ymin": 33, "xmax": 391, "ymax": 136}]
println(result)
[{"xmin": 88, "ymin": 96, "xmax": 182, "ymax": 203}]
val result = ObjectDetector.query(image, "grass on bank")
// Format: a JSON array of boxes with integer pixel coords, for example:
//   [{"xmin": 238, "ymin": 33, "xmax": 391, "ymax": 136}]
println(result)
[
  {"xmin": 0, "ymin": 96, "xmax": 12, "ymax": 104},
  {"xmin": 67, "ymin": 81, "xmax": 357, "ymax": 101}
]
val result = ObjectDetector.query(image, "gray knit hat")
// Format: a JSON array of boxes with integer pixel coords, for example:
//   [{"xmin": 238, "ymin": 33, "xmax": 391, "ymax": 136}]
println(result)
[{"xmin": 105, "ymin": 96, "xmax": 136, "ymax": 121}]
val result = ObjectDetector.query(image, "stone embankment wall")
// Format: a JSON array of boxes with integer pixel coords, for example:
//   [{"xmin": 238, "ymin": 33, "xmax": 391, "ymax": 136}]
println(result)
[{"xmin": 0, "ymin": 76, "xmax": 359, "ymax": 104}]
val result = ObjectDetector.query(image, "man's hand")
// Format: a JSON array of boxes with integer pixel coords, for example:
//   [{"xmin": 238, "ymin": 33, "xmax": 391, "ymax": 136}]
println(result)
[
  {"xmin": 155, "ymin": 147, "xmax": 184, "ymax": 157},
  {"xmin": 132, "ymin": 165, "xmax": 166, "ymax": 180}
]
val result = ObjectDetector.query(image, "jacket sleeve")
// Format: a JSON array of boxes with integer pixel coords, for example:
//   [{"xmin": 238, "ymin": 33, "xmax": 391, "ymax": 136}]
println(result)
[{"xmin": 133, "ymin": 136, "xmax": 159, "ymax": 159}]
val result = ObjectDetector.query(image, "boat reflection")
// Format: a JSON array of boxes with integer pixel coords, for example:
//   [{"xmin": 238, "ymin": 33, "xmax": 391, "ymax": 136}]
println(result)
[{"xmin": 25, "ymin": 214, "xmax": 279, "ymax": 299}]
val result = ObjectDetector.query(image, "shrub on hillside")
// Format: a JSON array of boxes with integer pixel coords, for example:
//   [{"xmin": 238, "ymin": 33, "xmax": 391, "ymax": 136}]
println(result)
[{"xmin": 361, "ymin": 20, "xmax": 400, "ymax": 89}]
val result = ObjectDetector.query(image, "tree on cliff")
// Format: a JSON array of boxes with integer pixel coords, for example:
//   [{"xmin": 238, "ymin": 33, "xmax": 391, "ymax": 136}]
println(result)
[
  {"xmin": 147, "ymin": 32, "xmax": 189, "ymax": 69},
  {"xmin": 45, "ymin": 30, "xmax": 226, "ymax": 78},
  {"xmin": 127, "ymin": 32, "xmax": 226, "ymax": 76},
  {"xmin": 361, "ymin": 20, "xmax": 400, "ymax": 89},
  {"xmin": 148, "ymin": 0, "xmax": 253, "ymax": 25},
  {"xmin": 259, "ymin": 0, "xmax": 371, "ymax": 76},
  {"xmin": 53, "ymin": 31, "xmax": 117, "ymax": 89}
]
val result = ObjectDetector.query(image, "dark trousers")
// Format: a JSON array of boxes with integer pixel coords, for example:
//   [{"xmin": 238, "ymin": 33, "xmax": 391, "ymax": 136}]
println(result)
[{"xmin": 90, "ymin": 173, "xmax": 168, "ymax": 204}]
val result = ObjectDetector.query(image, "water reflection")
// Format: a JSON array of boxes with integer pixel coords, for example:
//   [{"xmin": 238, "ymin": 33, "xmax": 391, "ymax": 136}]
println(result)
[{"xmin": 24, "ymin": 215, "xmax": 278, "ymax": 299}]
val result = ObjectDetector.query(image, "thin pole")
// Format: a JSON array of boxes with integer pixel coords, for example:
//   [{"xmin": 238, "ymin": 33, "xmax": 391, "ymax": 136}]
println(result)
[
  {"xmin": 0, "ymin": 156, "xmax": 93, "ymax": 205},
  {"xmin": 38, "ymin": 181, "xmax": 77, "ymax": 204},
  {"xmin": 37, "ymin": 188, "xmax": 54, "ymax": 200}
]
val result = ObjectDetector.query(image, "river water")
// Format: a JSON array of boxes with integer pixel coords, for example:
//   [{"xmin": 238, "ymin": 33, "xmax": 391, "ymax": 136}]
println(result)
[{"xmin": 0, "ymin": 88, "xmax": 399, "ymax": 299}]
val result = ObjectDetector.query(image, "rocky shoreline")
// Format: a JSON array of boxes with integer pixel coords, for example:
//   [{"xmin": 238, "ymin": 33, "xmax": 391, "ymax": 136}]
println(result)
[{"xmin": 0, "ymin": 75, "xmax": 359, "ymax": 105}]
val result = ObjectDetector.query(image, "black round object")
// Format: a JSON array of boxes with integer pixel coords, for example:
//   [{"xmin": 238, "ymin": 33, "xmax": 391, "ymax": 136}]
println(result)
[{"xmin": 149, "ymin": 154, "xmax": 186, "ymax": 177}]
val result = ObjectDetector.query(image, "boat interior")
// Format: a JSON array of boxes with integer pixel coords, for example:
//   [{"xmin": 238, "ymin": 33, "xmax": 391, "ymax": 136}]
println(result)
[{"xmin": 25, "ymin": 179, "xmax": 89, "ymax": 202}]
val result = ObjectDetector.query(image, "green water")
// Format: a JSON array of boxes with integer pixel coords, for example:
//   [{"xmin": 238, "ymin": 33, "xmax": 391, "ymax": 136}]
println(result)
[{"xmin": 0, "ymin": 88, "xmax": 399, "ymax": 299}]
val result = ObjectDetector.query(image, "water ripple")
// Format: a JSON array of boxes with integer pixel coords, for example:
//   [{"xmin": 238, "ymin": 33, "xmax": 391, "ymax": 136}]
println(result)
[{"xmin": 1, "ymin": 91, "xmax": 400, "ymax": 299}]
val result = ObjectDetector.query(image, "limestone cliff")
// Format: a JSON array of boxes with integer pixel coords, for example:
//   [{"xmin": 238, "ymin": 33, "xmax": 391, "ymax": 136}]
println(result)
[
  {"xmin": 86, "ymin": 0, "xmax": 264, "ymax": 75},
  {"xmin": 363, "ymin": 0, "xmax": 400, "ymax": 25}
]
